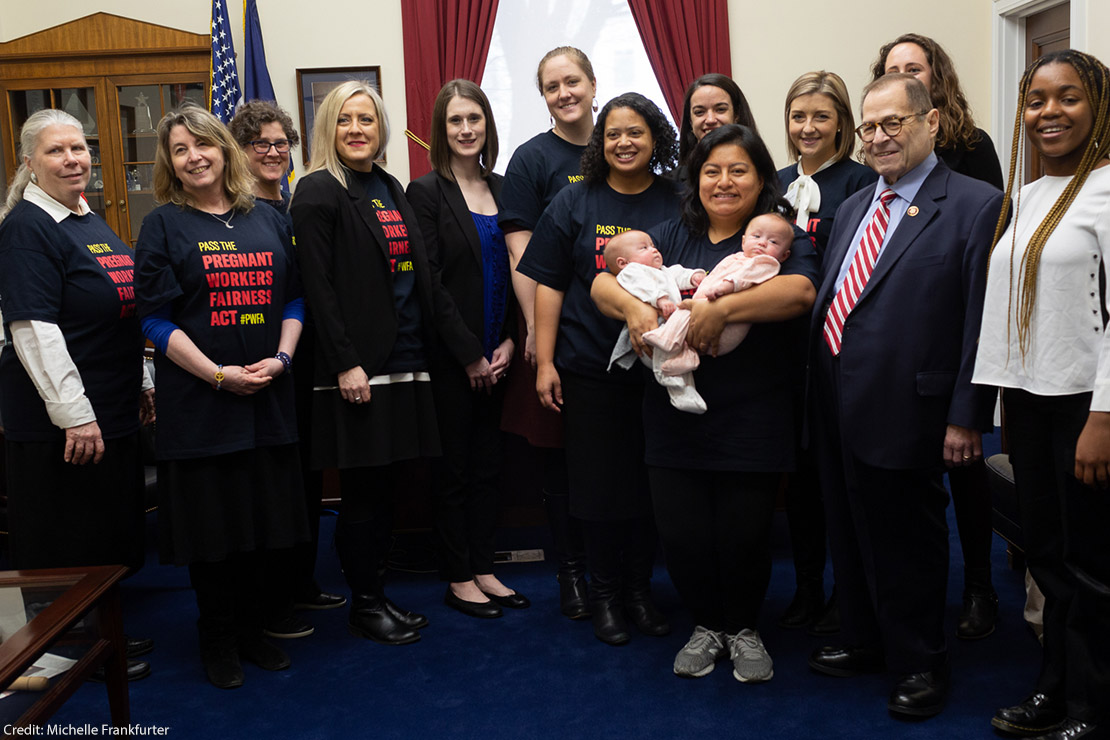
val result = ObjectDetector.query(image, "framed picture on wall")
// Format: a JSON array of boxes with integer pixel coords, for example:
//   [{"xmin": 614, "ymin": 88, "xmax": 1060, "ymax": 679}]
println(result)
[{"xmin": 296, "ymin": 66, "xmax": 382, "ymax": 166}]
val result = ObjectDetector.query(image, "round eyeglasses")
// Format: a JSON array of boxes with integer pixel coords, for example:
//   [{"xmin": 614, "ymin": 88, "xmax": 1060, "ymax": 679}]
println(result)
[
  {"xmin": 854, "ymin": 112, "xmax": 927, "ymax": 142},
  {"xmin": 249, "ymin": 139, "xmax": 291, "ymax": 154}
]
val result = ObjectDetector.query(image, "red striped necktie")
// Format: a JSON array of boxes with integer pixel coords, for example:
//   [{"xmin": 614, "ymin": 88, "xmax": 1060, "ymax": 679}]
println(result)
[{"xmin": 823, "ymin": 188, "xmax": 897, "ymax": 355}]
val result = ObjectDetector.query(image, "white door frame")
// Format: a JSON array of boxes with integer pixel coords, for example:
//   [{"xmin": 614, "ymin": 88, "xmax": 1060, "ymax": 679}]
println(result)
[{"xmin": 992, "ymin": 0, "xmax": 1085, "ymax": 173}]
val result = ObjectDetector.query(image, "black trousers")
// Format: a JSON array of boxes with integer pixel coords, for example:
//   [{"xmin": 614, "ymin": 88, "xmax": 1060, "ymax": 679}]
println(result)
[
  {"xmin": 813, "ymin": 351, "xmax": 949, "ymax": 673},
  {"xmin": 650, "ymin": 467, "xmax": 778, "ymax": 633},
  {"xmin": 336, "ymin": 465, "xmax": 404, "ymax": 595},
  {"xmin": 189, "ymin": 549, "xmax": 290, "ymax": 646},
  {"xmin": 431, "ymin": 373, "xmax": 504, "ymax": 583},
  {"xmin": 1005, "ymin": 389, "xmax": 1108, "ymax": 724}
]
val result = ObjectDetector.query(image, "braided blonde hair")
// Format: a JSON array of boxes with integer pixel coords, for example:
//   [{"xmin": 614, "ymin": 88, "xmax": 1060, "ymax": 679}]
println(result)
[{"xmin": 988, "ymin": 49, "xmax": 1110, "ymax": 358}]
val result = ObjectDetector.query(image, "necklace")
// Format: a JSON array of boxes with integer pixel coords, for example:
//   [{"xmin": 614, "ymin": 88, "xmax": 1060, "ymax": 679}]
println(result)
[{"xmin": 209, "ymin": 211, "xmax": 235, "ymax": 229}]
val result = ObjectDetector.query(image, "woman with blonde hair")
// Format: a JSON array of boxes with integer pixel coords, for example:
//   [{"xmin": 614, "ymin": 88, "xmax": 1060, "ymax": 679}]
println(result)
[
  {"xmin": 134, "ymin": 103, "xmax": 307, "ymax": 688},
  {"xmin": 775, "ymin": 71, "xmax": 877, "ymax": 634},
  {"xmin": 291, "ymin": 81, "xmax": 481, "ymax": 642},
  {"xmin": 974, "ymin": 49, "xmax": 1110, "ymax": 740}
]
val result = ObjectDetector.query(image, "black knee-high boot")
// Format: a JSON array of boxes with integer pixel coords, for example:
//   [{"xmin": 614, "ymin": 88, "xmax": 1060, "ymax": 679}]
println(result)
[
  {"xmin": 621, "ymin": 515, "xmax": 670, "ymax": 636},
  {"xmin": 582, "ymin": 519, "xmax": 629, "ymax": 646}
]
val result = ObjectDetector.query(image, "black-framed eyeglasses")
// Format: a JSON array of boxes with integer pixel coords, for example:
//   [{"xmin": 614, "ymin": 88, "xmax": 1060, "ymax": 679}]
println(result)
[
  {"xmin": 249, "ymin": 139, "xmax": 291, "ymax": 154},
  {"xmin": 854, "ymin": 112, "xmax": 927, "ymax": 142}
]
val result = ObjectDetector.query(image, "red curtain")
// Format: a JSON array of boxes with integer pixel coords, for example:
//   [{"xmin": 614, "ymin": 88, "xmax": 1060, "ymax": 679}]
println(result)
[
  {"xmin": 401, "ymin": 0, "xmax": 500, "ymax": 181},
  {"xmin": 626, "ymin": 0, "xmax": 732, "ymax": 123}
]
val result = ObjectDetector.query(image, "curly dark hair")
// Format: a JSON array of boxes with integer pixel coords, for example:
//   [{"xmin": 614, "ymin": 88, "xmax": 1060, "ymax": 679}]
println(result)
[
  {"xmin": 677, "ymin": 74, "xmax": 758, "ymax": 168},
  {"xmin": 680, "ymin": 124, "xmax": 791, "ymax": 236},
  {"xmin": 228, "ymin": 99, "xmax": 301, "ymax": 150},
  {"xmin": 579, "ymin": 92, "xmax": 677, "ymax": 185}
]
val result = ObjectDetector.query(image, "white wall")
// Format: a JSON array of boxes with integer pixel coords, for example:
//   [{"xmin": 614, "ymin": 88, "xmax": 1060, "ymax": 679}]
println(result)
[{"xmin": 1, "ymin": 1, "xmax": 1104, "ymax": 186}]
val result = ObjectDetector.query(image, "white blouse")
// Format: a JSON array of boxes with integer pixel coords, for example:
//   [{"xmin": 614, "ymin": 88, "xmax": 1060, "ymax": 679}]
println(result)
[{"xmin": 973, "ymin": 165, "xmax": 1110, "ymax": 411}]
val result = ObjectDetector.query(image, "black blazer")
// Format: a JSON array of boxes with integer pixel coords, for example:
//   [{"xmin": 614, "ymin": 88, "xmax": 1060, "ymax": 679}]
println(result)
[
  {"xmin": 809, "ymin": 160, "xmax": 1003, "ymax": 469},
  {"xmin": 290, "ymin": 166, "xmax": 482, "ymax": 386},
  {"xmin": 406, "ymin": 170, "xmax": 513, "ymax": 366}
]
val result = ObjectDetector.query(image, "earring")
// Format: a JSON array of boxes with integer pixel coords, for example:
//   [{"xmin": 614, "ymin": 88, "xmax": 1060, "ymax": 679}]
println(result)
[
  {"xmin": 550, "ymin": 115, "xmax": 556, "ymax": 129},
  {"xmin": 30, "ymin": 171, "xmax": 37, "ymax": 184},
  {"xmin": 592, "ymin": 97, "xmax": 599, "ymax": 113}
]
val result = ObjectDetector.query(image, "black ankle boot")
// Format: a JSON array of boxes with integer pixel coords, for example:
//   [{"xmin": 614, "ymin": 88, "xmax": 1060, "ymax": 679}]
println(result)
[
  {"xmin": 545, "ymin": 491, "xmax": 590, "ymax": 620},
  {"xmin": 778, "ymin": 580, "xmax": 825, "ymax": 629},
  {"xmin": 591, "ymin": 597, "xmax": 630, "ymax": 646},
  {"xmin": 348, "ymin": 594, "xmax": 421, "ymax": 645}
]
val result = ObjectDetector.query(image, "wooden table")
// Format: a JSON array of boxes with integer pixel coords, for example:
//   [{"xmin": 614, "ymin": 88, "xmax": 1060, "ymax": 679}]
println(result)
[{"xmin": 0, "ymin": 566, "xmax": 129, "ymax": 728}]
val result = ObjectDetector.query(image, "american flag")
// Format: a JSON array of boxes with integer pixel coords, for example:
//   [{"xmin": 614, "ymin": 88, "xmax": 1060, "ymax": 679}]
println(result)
[{"xmin": 209, "ymin": 0, "xmax": 241, "ymax": 123}]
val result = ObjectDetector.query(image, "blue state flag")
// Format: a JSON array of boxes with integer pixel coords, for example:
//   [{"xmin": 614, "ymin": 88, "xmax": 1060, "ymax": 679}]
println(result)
[
  {"xmin": 209, "ymin": 0, "xmax": 241, "ymax": 124},
  {"xmin": 243, "ymin": 0, "xmax": 293, "ymax": 191}
]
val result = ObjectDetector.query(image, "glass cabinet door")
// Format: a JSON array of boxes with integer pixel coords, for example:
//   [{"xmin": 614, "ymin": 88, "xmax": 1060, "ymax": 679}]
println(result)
[
  {"xmin": 115, "ymin": 82, "xmax": 205, "ymax": 246},
  {"xmin": 7, "ymin": 87, "xmax": 108, "ymax": 222}
]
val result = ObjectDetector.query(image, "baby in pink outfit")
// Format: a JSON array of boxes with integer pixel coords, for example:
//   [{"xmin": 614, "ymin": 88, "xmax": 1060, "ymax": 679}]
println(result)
[
  {"xmin": 644, "ymin": 212, "xmax": 793, "ymax": 378},
  {"xmin": 606, "ymin": 214, "xmax": 792, "ymax": 413}
]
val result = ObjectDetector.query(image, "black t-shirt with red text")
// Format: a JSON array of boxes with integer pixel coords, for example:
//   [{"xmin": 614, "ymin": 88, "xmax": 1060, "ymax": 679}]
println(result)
[
  {"xmin": 351, "ymin": 169, "xmax": 426, "ymax": 373},
  {"xmin": 135, "ymin": 203, "xmax": 300, "ymax": 459},
  {"xmin": 0, "ymin": 201, "xmax": 144, "ymax": 441}
]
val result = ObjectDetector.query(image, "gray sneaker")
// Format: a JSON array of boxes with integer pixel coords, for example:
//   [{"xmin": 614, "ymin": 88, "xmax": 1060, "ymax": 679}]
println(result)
[
  {"xmin": 673, "ymin": 626, "xmax": 727, "ymax": 678},
  {"xmin": 729, "ymin": 628, "xmax": 773, "ymax": 683}
]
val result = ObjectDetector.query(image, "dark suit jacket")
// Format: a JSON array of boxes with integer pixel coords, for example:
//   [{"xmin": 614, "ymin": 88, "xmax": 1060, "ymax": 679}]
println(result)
[
  {"xmin": 290, "ymin": 166, "xmax": 482, "ymax": 386},
  {"xmin": 405, "ymin": 170, "xmax": 513, "ymax": 367},
  {"xmin": 810, "ymin": 159, "xmax": 1003, "ymax": 470}
]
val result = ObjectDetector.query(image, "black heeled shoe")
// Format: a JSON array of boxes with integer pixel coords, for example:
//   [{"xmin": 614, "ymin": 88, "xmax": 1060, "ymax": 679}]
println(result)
[{"xmin": 591, "ymin": 599, "xmax": 630, "ymax": 646}]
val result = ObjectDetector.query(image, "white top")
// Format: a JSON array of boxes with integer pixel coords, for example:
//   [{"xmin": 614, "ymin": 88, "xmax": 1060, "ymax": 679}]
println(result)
[
  {"xmin": 616, "ymin": 263, "xmax": 704, "ymax": 308},
  {"xmin": 973, "ymin": 165, "xmax": 1110, "ymax": 411}
]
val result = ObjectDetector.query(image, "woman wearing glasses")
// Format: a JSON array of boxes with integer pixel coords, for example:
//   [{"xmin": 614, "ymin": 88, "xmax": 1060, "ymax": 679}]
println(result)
[
  {"xmin": 229, "ymin": 102, "xmax": 347, "ymax": 642},
  {"xmin": 872, "ymin": 33, "xmax": 1003, "ymax": 641}
]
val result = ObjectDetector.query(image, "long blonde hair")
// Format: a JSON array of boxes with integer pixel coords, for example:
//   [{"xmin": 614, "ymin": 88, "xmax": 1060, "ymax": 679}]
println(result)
[
  {"xmin": 153, "ymin": 103, "xmax": 255, "ymax": 213},
  {"xmin": 988, "ymin": 49, "xmax": 1110, "ymax": 358},
  {"xmin": 304, "ymin": 80, "xmax": 390, "ymax": 188},
  {"xmin": 0, "ymin": 109, "xmax": 85, "ymax": 223}
]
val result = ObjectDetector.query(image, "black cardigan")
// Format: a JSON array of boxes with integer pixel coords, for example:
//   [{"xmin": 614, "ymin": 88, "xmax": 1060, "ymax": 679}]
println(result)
[{"xmin": 290, "ymin": 166, "xmax": 482, "ymax": 386}]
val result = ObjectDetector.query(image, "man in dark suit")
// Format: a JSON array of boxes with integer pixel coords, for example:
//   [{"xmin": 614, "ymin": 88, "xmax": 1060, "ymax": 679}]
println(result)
[{"xmin": 807, "ymin": 73, "xmax": 1003, "ymax": 718}]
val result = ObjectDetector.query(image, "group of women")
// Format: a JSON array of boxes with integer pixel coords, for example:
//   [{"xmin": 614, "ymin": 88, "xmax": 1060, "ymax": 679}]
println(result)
[{"xmin": 0, "ymin": 30, "xmax": 1106, "ymax": 735}]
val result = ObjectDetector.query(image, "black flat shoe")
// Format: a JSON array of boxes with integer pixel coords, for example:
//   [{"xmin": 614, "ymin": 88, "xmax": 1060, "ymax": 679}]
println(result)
[
  {"xmin": 777, "ymin": 583, "xmax": 825, "ymax": 629},
  {"xmin": 444, "ymin": 588, "xmax": 502, "ymax": 619},
  {"xmin": 293, "ymin": 591, "xmax": 347, "ymax": 611},
  {"xmin": 992, "ymin": 693, "xmax": 1066, "ymax": 736},
  {"xmin": 481, "ymin": 590, "xmax": 531, "ymax": 610},
  {"xmin": 90, "ymin": 659, "xmax": 151, "ymax": 683},
  {"xmin": 957, "ymin": 589, "xmax": 999, "ymax": 640},
  {"xmin": 1029, "ymin": 718, "xmax": 1098, "ymax": 739},
  {"xmin": 384, "ymin": 598, "xmax": 429, "ymax": 629},
  {"xmin": 263, "ymin": 614, "xmax": 315, "ymax": 639},
  {"xmin": 888, "ymin": 667, "xmax": 949, "ymax": 718},
  {"xmin": 125, "ymin": 635, "xmax": 154, "ymax": 658},
  {"xmin": 625, "ymin": 600, "xmax": 670, "ymax": 636},
  {"xmin": 558, "ymin": 572, "xmax": 590, "ymax": 620},
  {"xmin": 349, "ymin": 595, "xmax": 422, "ymax": 644},
  {"xmin": 591, "ymin": 600, "xmax": 630, "ymax": 646},
  {"xmin": 808, "ymin": 645, "xmax": 885, "ymax": 677},
  {"xmin": 238, "ymin": 637, "xmax": 290, "ymax": 671}
]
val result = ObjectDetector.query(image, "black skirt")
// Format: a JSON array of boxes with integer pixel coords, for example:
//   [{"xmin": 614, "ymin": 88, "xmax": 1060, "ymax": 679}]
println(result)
[
  {"xmin": 157, "ymin": 443, "xmax": 309, "ymax": 565},
  {"xmin": 560, "ymin": 370, "xmax": 651, "ymax": 521},
  {"xmin": 309, "ymin": 377, "xmax": 440, "ymax": 470},
  {"xmin": 6, "ymin": 433, "xmax": 145, "ymax": 571}
]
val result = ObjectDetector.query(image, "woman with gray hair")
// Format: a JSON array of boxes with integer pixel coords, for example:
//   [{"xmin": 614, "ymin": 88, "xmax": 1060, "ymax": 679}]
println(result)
[
  {"xmin": 291, "ymin": 81, "xmax": 480, "ymax": 644},
  {"xmin": 134, "ymin": 103, "xmax": 307, "ymax": 689},
  {"xmin": 0, "ymin": 108, "xmax": 154, "ymax": 679}
]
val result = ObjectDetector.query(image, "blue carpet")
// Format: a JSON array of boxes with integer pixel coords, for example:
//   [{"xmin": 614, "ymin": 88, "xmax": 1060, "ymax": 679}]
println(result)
[{"xmin": 46, "ymin": 455, "xmax": 1040, "ymax": 738}]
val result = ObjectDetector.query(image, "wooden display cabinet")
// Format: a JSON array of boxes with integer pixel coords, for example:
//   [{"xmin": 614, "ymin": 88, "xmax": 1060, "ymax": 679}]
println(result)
[{"xmin": 0, "ymin": 13, "xmax": 209, "ymax": 246}]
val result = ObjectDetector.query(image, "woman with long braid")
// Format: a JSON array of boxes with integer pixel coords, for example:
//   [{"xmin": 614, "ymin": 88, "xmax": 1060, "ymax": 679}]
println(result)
[{"xmin": 974, "ymin": 49, "xmax": 1110, "ymax": 740}]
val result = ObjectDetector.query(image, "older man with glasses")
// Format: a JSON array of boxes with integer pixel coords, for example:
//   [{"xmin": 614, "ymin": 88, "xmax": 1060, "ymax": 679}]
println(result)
[{"xmin": 805, "ymin": 73, "xmax": 1005, "ymax": 718}]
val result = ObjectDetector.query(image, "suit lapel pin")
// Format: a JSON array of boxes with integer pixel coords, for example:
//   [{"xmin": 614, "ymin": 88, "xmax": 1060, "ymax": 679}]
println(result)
[{"xmin": 907, "ymin": 206, "xmax": 920, "ymax": 217}]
